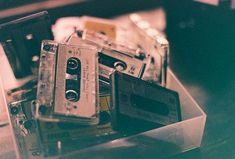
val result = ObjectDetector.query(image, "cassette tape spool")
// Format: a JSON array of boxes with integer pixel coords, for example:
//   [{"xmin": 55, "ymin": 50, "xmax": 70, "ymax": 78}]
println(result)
[
  {"xmin": 110, "ymin": 71, "xmax": 181, "ymax": 133},
  {"xmin": 129, "ymin": 14, "xmax": 169, "ymax": 86},
  {"xmin": 36, "ymin": 40, "xmax": 99, "ymax": 124},
  {"xmin": 98, "ymin": 48, "xmax": 146, "ymax": 83},
  {"xmin": 0, "ymin": 11, "xmax": 53, "ymax": 79},
  {"xmin": 8, "ymin": 99, "xmax": 42, "ymax": 159}
]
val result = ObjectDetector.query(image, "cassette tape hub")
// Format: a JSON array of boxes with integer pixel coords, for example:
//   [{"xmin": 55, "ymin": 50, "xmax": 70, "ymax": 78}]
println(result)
[
  {"xmin": 36, "ymin": 40, "xmax": 99, "ymax": 124},
  {"xmin": 0, "ymin": 11, "xmax": 53, "ymax": 79}
]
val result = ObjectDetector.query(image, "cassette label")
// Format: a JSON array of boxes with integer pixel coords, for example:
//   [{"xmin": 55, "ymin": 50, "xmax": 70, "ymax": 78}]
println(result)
[
  {"xmin": 54, "ymin": 44, "xmax": 98, "ymax": 117},
  {"xmin": 110, "ymin": 71, "xmax": 181, "ymax": 128},
  {"xmin": 36, "ymin": 40, "xmax": 99, "ymax": 124},
  {"xmin": 83, "ymin": 16, "xmax": 116, "ymax": 39}
]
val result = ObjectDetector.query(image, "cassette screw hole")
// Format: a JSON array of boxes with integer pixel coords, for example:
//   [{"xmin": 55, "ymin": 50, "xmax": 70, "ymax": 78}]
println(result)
[
  {"xmin": 19, "ymin": 120, "xmax": 24, "ymax": 125},
  {"xmin": 41, "ymin": 83, "xmax": 46, "ymax": 88},
  {"xmin": 41, "ymin": 54, "xmax": 46, "ymax": 59},
  {"xmin": 10, "ymin": 107, "xmax": 19, "ymax": 115},
  {"xmin": 43, "ymin": 44, "xmax": 51, "ymax": 51},
  {"xmin": 39, "ymin": 105, "xmax": 47, "ymax": 115},
  {"xmin": 24, "ymin": 120, "xmax": 32, "ymax": 129}
]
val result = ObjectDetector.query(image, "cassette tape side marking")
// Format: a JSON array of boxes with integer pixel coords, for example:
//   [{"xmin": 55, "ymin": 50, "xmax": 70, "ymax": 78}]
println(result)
[{"xmin": 79, "ymin": 47, "xmax": 97, "ymax": 117}]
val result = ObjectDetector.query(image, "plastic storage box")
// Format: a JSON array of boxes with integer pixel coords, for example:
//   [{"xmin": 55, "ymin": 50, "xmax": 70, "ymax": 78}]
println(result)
[
  {"xmin": 0, "ymin": 47, "xmax": 206, "ymax": 158},
  {"xmin": 52, "ymin": 69, "xmax": 207, "ymax": 159}
]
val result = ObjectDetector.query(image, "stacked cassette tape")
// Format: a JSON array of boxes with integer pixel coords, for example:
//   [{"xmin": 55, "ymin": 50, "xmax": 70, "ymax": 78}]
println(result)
[
  {"xmin": 36, "ymin": 40, "xmax": 100, "ymax": 124},
  {"xmin": 0, "ymin": 10, "xmax": 182, "ymax": 159}
]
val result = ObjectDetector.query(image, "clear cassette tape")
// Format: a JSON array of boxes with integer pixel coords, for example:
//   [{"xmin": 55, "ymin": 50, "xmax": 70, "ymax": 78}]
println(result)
[
  {"xmin": 53, "ymin": 14, "xmax": 168, "ymax": 86},
  {"xmin": 8, "ymin": 99, "xmax": 42, "ymax": 159},
  {"xmin": 67, "ymin": 30, "xmax": 150, "ymax": 84},
  {"xmin": 36, "ymin": 40, "xmax": 99, "ymax": 124},
  {"xmin": 129, "ymin": 13, "xmax": 170, "ymax": 86}
]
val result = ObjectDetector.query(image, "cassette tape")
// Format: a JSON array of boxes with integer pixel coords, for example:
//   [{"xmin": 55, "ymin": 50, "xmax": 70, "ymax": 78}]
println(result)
[
  {"xmin": 110, "ymin": 71, "xmax": 181, "ymax": 133},
  {"xmin": 67, "ymin": 30, "xmax": 148, "ymax": 85},
  {"xmin": 7, "ymin": 80, "xmax": 112, "ymax": 158},
  {"xmin": 0, "ymin": 11, "xmax": 53, "ymax": 79},
  {"xmin": 129, "ymin": 14, "xmax": 169, "ymax": 86},
  {"xmin": 8, "ymin": 99, "xmax": 42, "ymax": 159},
  {"xmin": 36, "ymin": 40, "xmax": 99, "ymax": 124},
  {"xmin": 37, "ymin": 95, "xmax": 113, "ymax": 157}
]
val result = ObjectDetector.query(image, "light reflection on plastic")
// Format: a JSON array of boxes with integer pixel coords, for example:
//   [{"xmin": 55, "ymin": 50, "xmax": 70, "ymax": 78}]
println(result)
[
  {"xmin": 110, "ymin": 139, "xmax": 136, "ymax": 148},
  {"xmin": 194, "ymin": 0, "xmax": 219, "ymax": 5},
  {"xmin": 231, "ymin": 0, "xmax": 235, "ymax": 9}
]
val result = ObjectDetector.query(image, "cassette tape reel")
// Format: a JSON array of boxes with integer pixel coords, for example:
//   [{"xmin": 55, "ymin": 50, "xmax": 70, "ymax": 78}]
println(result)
[
  {"xmin": 36, "ymin": 40, "xmax": 99, "ymax": 124},
  {"xmin": 110, "ymin": 71, "xmax": 181, "ymax": 133},
  {"xmin": 98, "ymin": 48, "xmax": 146, "ymax": 82}
]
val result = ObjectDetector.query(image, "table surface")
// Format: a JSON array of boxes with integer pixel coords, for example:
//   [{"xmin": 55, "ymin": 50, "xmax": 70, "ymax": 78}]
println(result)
[
  {"xmin": 1, "ymin": 1, "xmax": 235, "ymax": 159},
  {"xmin": 165, "ymin": 1, "xmax": 235, "ymax": 159}
]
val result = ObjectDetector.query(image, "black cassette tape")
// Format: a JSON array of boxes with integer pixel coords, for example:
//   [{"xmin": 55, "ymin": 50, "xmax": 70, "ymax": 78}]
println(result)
[
  {"xmin": 110, "ymin": 71, "xmax": 181, "ymax": 134},
  {"xmin": 0, "ymin": 11, "xmax": 53, "ymax": 78},
  {"xmin": 36, "ymin": 40, "xmax": 99, "ymax": 125}
]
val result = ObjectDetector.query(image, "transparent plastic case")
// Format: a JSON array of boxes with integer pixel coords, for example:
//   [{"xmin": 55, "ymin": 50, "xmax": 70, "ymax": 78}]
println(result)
[
  {"xmin": 36, "ymin": 40, "xmax": 100, "ymax": 125},
  {"xmin": 0, "ymin": 44, "xmax": 206, "ymax": 158},
  {"xmin": 52, "ymin": 69, "xmax": 207, "ymax": 159}
]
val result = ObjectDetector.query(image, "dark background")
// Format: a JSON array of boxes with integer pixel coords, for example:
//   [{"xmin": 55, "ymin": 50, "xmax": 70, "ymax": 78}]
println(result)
[{"xmin": 1, "ymin": 0, "xmax": 235, "ymax": 158}]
